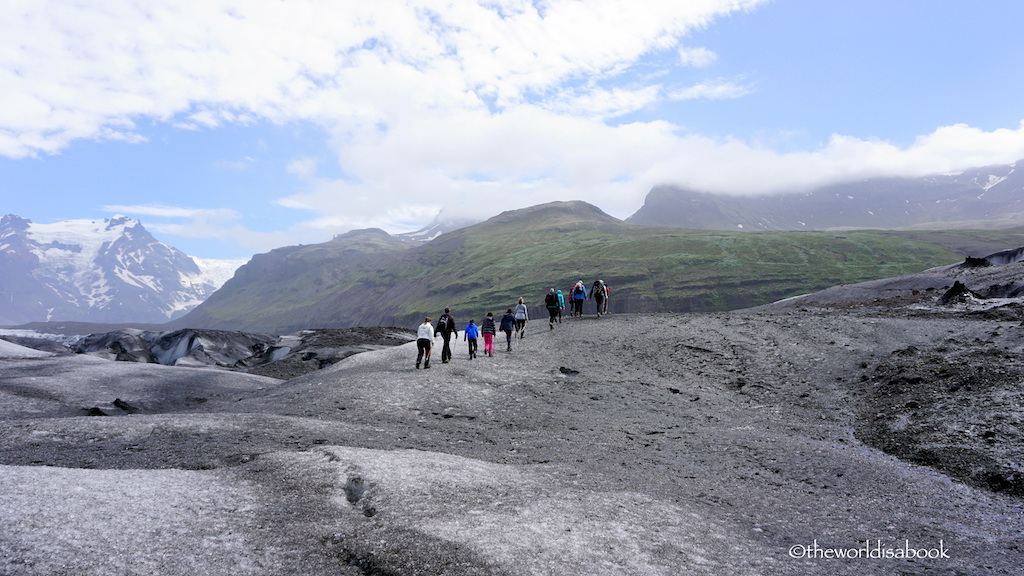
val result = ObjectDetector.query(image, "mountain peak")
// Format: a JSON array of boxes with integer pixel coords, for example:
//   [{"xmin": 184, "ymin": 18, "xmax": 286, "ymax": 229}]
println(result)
[
  {"xmin": 488, "ymin": 201, "xmax": 621, "ymax": 227},
  {"xmin": 1, "ymin": 214, "xmax": 31, "ymax": 232},
  {"xmin": 104, "ymin": 214, "xmax": 136, "ymax": 230}
]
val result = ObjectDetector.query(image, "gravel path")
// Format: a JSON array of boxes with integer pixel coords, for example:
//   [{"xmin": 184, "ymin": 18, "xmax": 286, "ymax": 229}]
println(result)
[{"xmin": 1, "ymin": 303, "xmax": 1023, "ymax": 574}]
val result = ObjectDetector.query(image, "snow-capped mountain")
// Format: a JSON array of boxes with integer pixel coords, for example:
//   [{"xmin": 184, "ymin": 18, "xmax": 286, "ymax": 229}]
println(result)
[
  {"xmin": 0, "ymin": 215, "xmax": 244, "ymax": 326},
  {"xmin": 394, "ymin": 214, "xmax": 480, "ymax": 242}
]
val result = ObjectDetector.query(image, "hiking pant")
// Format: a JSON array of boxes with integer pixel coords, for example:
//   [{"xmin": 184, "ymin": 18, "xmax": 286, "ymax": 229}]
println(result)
[
  {"xmin": 416, "ymin": 338, "xmax": 432, "ymax": 367},
  {"xmin": 547, "ymin": 307, "xmax": 559, "ymax": 324},
  {"xmin": 482, "ymin": 333, "xmax": 494, "ymax": 354},
  {"xmin": 514, "ymin": 319, "xmax": 526, "ymax": 335},
  {"xmin": 594, "ymin": 295, "xmax": 605, "ymax": 315},
  {"xmin": 502, "ymin": 329, "xmax": 513, "ymax": 350},
  {"xmin": 573, "ymin": 300, "xmax": 584, "ymax": 316},
  {"xmin": 467, "ymin": 338, "xmax": 477, "ymax": 358},
  {"xmin": 440, "ymin": 334, "xmax": 453, "ymax": 362}
]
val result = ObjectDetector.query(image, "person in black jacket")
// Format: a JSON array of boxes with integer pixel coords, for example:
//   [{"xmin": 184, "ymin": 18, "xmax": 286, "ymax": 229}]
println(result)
[
  {"xmin": 545, "ymin": 288, "xmax": 560, "ymax": 329},
  {"xmin": 591, "ymin": 279, "xmax": 609, "ymax": 316},
  {"xmin": 499, "ymin": 308, "xmax": 516, "ymax": 352},
  {"xmin": 434, "ymin": 307, "xmax": 458, "ymax": 363}
]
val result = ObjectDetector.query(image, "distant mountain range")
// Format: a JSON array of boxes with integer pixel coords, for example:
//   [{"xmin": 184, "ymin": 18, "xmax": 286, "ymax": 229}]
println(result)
[
  {"xmin": 0, "ymin": 215, "xmax": 242, "ymax": 325},
  {"xmin": 170, "ymin": 200, "xmax": 1024, "ymax": 334},
  {"xmin": 627, "ymin": 159, "xmax": 1024, "ymax": 230},
  {"xmin": 5, "ymin": 159, "xmax": 1024, "ymax": 330}
]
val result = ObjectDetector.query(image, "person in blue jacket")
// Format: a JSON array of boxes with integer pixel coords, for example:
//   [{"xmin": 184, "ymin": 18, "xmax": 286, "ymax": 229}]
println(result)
[
  {"xmin": 555, "ymin": 289, "xmax": 565, "ymax": 323},
  {"xmin": 570, "ymin": 280, "xmax": 587, "ymax": 317},
  {"xmin": 464, "ymin": 319, "xmax": 480, "ymax": 359}
]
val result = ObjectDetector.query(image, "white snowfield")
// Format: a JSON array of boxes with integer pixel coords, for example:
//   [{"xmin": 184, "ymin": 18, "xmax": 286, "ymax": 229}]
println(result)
[{"xmin": 0, "ymin": 339, "xmax": 52, "ymax": 358}]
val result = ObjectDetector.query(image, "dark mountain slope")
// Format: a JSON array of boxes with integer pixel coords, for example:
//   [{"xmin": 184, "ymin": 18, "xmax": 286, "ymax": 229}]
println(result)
[
  {"xmin": 170, "ymin": 228, "xmax": 413, "ymax": 332},
  {"xmin": 628, "ymin": 159, "xmax": 1024, "ymax": 231}
]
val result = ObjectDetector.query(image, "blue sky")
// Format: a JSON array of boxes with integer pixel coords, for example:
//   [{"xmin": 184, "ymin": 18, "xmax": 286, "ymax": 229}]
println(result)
[{"xmin": 2, "ymin": 0, "xmax": 1023, "ymax": 259}]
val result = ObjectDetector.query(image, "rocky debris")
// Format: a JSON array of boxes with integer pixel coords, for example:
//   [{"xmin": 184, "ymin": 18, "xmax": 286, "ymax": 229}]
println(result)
[
  {"xmin": 856, "ymin": 338, "xmax": 1024, "ymax": 497},
  {"xmin": 765, "ymin": 244, "xmax": 1024, "ymax": 311},
  {"xmin": 980, "ymin": 245, "xmax": 1024, "ymax": 266},
  {"xmin": 112, "ymin": 398, "xmax": 141, "ymax": 414},
  {"xmin": 242, "ymin": 327, "xmax": 416, "ymax": 379},
  {"xmin": 939, "ymin": 280, "xmax": 984, "ymax": 304},
  {"xmin": 54, "ymin": 326, "xmax": 415, "ymax": 379},
  {"xmin": 960, "ymin": 256, "xmax": 992, "ymax": 268}
]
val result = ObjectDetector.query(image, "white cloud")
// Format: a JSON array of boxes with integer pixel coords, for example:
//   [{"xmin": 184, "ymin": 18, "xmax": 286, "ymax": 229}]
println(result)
[
  {"xmin": 636, "ymin": 121, "xmax": 1024, "ymax": 198},
  {"xmin": 286, "ymin": 158, "xmax": 319, "ymax": 179},
  {"xmin": 5, "ymin": 0, "xmax": 1024, "ymax": 247},
  {"xmin": 678, "ymin": 46, "xmax": 717, "ymax": 67},
  {"xmin": 99, "ymin": 204, "xmax": 294, "ymax": 253},
  {"xmin": 100, "ymin": 205, "xmax": 239, "ymax": 220},
  {"xmin": 670, "ymin": 77, "xmax": 753, "ymax": 101},
  {"xmin": 0, "ymin": 0, "xmax": 767, "ymax": 154}
]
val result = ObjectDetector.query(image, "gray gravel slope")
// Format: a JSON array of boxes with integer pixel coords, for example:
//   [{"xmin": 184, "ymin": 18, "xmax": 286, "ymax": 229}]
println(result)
[{"xmin": 1, "ymin": 303, "xmax": 1022, "ymax": 575}]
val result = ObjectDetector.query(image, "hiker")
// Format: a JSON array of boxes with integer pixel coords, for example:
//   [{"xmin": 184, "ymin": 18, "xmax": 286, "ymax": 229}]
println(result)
[
  {"xmin": 435, "ymin": 307, "xmax": 458, "ymax": 363},
  {"xmin": 545, "ymin": 288, "xmax": 560, "ymax": 329},
  {"xmin": 481, "ymin": 312, "xmax": 496, "ymax": 357},
  {"xmin": 464, "ymin": 318, "xmax": 480, "ymax": 359},
  {"xmin": 499, "ymin": 308, "xmax": 516, "ymax": 351},
  {"xmin": 570, "ymin": 280, "xmax": 587, "ymax": 316},
  {"xmin": 555, "ymin": 289, "xmax": 565, "ymax": 323},
  {"xmin": 415, "ymin": 317, "xmax": 434, "ymax": 369},
  {"xmin": 513, "ymin": 297, "xmax": 529, "ymax": 339},
  {"xmin": 591, "ymin": 279, "xmax": 609, "ymax": 316}
]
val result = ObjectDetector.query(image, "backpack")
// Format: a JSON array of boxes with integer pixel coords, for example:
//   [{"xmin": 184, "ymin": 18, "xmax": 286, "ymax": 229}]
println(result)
[
  {"xmin": 545, "ymin": 293, "xmax": 558, "ymax": 308},
  {"xmin": 437, "ymin": 315, "xmax": 451, "ymax": 333}
]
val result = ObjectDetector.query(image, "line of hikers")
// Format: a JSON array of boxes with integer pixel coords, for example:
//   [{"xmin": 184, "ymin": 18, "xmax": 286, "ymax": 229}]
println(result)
[{"xmin": 415, "ymin": 279, "xmax": 610, "ymax": 369}]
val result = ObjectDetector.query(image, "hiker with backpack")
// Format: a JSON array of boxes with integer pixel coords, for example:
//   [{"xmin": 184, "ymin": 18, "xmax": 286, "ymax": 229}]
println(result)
[
  {"xmin": 464, "ymin": 318, "xmax": 480, "ymax": 359},
  {"xmin": 555, "ymin": 289, "xmax": 565, "ymax": 323},
  {"xmin": 570, "ymin": 280, "xmax": 587, "ymax": 317},
  {"xmin": 545, "ymin": 288, "xmax": 560, "ymax": 329},
  {"xmin": 591, "ymin": 279, "xmax": 609, "ymax": 316},
  {"xmin": 499, "ymin": 308, "xmax": 516, "ymax": 351},
  {"xmin": 434, "ymin": 307, "xmax": 458, "ymax": 363},
  {"xmin": 481, "ymin": 312, "xmax": 496, "ymax": 357},
  {"xmin": 415, "ymin": 317, "xmax": 434, "ymax": 369}
]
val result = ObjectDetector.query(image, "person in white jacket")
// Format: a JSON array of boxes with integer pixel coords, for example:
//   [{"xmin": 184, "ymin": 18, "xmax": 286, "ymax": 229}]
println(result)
[
  {"xmin": 416, "ymin": 317, "xmax": 434, "ymax": 369},
  {"xmin": 513, "ymin": 297, "xmax": 529, "ymax": 339}
]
